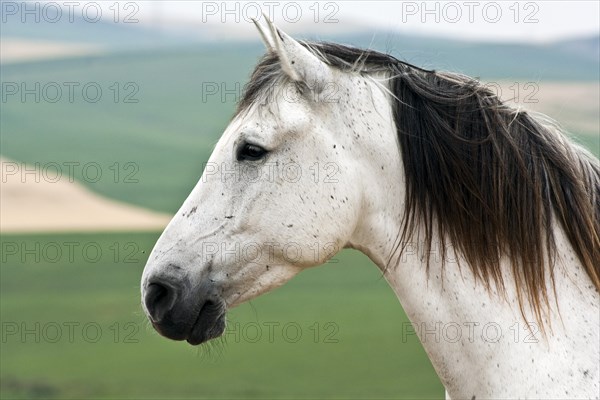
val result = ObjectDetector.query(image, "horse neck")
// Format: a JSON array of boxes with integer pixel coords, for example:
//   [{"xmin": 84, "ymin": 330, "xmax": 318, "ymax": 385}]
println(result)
[{"xmin": 346, "ymin": 77, "xmax": 599, "ymax": 398}]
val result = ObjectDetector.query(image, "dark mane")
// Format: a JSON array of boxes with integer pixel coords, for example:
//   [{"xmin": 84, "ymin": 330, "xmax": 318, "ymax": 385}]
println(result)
[{"xmin": 239, "ymin": 42, "xmax": 600, "ymax": 323}]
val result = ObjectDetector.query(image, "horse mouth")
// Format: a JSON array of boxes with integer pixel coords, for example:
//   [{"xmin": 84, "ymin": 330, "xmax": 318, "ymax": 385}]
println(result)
[
  {"xmin": 185, "ymin": 300, "xmax": 227, "ymax": 345},
  {"xmin": 149, "ymin": 298, "xmax": 227, "ymax": 346}
]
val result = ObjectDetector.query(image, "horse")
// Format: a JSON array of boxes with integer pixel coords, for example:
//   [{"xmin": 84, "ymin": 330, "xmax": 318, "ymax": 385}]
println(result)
[{"xmin": 141, "ymin": 18, "xmax": 600, "ymax": 398}]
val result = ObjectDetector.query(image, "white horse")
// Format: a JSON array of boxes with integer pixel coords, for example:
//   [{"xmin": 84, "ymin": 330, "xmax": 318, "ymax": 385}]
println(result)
[{"xmin": 141, "ymin": 19, "xmax": 599, "ymax": 399}]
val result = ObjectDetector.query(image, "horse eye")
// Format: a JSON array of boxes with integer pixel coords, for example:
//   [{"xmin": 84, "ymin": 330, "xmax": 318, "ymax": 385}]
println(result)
[{"xmin": 237, "ymin": 142, "xmax": 268, "ymax": 161}]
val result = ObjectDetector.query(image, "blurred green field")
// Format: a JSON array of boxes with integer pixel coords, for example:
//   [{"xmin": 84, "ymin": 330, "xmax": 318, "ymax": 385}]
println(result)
[
  {"xmin": 1, "ymin": 43, "xmax": 598, "ymax": 399},
  {"xmin": 0, "ymin": 233, "xmax": 441, "ymax": 399}
]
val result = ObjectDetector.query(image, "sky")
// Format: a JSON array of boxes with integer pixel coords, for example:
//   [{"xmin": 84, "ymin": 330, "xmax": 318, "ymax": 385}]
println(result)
[
  {"xmin": 23, "ymin": 1, "xmax": 600, "ymax": 43},
  {"xmin": 134, "ymin": 1, "xmax": 599, "ymax": 43}
]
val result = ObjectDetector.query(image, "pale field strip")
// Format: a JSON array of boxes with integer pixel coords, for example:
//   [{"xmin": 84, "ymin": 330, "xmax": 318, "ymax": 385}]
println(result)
[
  {"xmin": 0, "ymin": 39, "xmax": 104, "ymax": 64},
  {"xmin": 493, "ymin": 81, "xmax": 599, "ymax": 137},
  {"xmin": 0, "ymin": 157, "xmax": 171, "ymax": 233}
]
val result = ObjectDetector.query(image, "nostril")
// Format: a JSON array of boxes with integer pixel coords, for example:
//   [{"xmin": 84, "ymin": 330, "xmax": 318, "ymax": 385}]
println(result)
[{"xmin": 145, "ymin": 282, "xmax": 178, "ymax": 323}]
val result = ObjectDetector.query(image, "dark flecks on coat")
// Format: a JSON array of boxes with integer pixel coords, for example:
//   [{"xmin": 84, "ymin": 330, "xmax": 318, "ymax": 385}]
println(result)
[{"xmin": 186, "ymin": 206, "xmax": 197, "ymax": 218}]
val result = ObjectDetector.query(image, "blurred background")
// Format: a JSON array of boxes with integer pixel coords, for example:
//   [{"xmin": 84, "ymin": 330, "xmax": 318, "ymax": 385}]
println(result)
[{"xmin": 1, "ymin": 1, "xmax": 598, "ymax": 398}]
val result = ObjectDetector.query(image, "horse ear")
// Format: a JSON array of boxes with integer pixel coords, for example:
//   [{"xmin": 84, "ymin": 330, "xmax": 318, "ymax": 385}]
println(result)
[
  {"xmin": 259, "ymin": 15, "xmax": 332, "ymax": 92},
  {"xmin": 251, "ymin": 17, "xmax": 275, "ymax": 50}
]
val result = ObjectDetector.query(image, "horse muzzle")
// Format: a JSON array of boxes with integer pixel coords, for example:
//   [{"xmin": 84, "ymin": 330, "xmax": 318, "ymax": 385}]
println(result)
[{"xmin": 142, "ymin": 271, "xmax": 227, "ymax": 345}]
